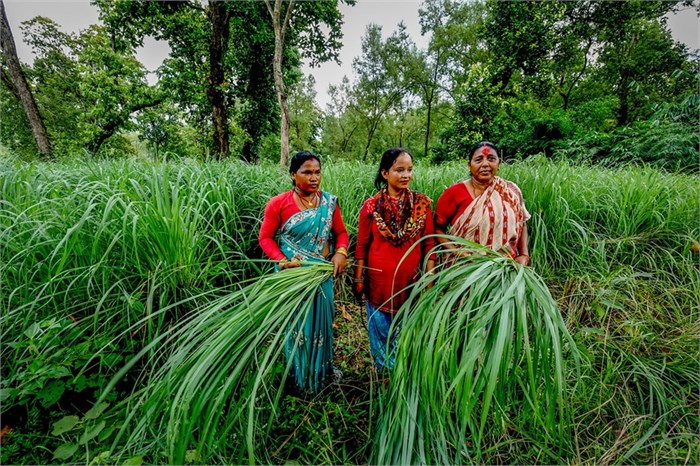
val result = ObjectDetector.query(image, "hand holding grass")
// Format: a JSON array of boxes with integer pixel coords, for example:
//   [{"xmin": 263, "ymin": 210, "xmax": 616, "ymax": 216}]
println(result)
[
  {"xmin": 331, "ymin": 248, "xmax": 347, "ymax": 277},
  {"xmin": 514, "ymin": 253, "xmax": 530, "ymax": 266}
]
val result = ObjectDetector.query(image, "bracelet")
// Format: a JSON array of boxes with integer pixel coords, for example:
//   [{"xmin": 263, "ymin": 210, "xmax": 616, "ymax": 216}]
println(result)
[
  {"xmin": 335, "ymin": 247, "xmax": 348, "ymax": 257},
  {"xmin": 279, "ymin": 258, "xmax": 289, "ymax": 267},
  {"xmin": 353, "ymin": 278, "xmax": 363, "ymax": 283}
]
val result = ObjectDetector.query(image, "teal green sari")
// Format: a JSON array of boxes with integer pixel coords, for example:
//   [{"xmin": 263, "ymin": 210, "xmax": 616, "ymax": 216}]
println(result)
[{"xmin": 278, "ymin": 191, "xmax": 337, "ymax": 392}]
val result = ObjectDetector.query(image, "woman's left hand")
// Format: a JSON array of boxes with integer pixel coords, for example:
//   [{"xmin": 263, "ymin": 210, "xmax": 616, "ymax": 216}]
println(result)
[
  {"xmin": 331, "ymin": 252, "xmax": 347, "ymax": 277},
  {"xmin": 514, "ymin": 254, "xmax": 531, "ymax": 266}
]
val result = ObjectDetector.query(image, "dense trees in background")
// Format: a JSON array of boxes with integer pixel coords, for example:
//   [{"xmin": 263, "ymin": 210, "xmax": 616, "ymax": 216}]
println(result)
[{"xmin": 1, "ymin": 0, "xmax": 698, "ymax": 170}]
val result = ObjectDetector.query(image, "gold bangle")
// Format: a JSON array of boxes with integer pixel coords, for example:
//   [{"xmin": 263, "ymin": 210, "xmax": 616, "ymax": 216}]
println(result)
[
  {"xmin": 279, "ymin": 258, "xmax": 289, "ymax": 267},
  {"xmin": 335, "ymin": 247, "xmax": 348, "ymax": 257}
]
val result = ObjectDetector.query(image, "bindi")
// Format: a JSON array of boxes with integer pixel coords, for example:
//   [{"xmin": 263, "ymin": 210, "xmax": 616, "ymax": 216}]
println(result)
[{"xmin": 481, "ymin": 147, "xmax": 491, "ymax": 157}]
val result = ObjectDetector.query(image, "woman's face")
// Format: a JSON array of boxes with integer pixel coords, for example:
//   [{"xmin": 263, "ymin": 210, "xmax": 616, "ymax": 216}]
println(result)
[
  {"xmin": 382, "ymin": 152, "xmax": 413, "ymax": 192},
  {"xmin": 291, "ymin": 158, "xmax": 321, "ymax": 193},
  {"xmin": 469, "ymin": 146, "xmax": 500, "ymax": 184}
]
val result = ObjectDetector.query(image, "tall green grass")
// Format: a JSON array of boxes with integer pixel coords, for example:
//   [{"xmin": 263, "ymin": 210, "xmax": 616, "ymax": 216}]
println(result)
[
  {"xmin": 372, "ymin": 241, "xmax": 581, "ymax": 464},
  {"xmin": 99, "ymin": 264, "xmax": 336, "ymax": 464},
  {"xmin": 1, "ymin": 155, "xmax": 697, "ymax": 464}
]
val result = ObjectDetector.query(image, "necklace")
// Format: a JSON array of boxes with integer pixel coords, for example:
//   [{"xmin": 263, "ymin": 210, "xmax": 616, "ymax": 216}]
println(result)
[
  {"xmin": 388, "ymin": 188, "xmax": 404, "ymax": 200},
  {"xmin": 294, "ymin": 188, "xmax": 316, "ymax": 208},
  {"xmin": 469, "ymin": 178, "xmax": 488, "ymax": 195}
]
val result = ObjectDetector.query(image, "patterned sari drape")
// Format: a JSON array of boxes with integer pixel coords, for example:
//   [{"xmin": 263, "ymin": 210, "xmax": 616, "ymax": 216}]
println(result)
[
  {"xmin": 278, "ymin": 191, "xmax": 336, "ymax": 392},
  {"xmin": 450, "ymin": 176, "xmax": 530, "ymax": 257}
]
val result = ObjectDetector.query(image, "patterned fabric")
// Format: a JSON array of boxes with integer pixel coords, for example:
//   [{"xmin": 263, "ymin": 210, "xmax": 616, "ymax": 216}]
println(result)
[
  {"xmin": 366, "ymin": 301, "xmax": 401, "ymax": 371},
  {"xmin": 370, "ymin": 188, "xmax": 432, "ymax": 247},
  {"xmin": 278, "ymin": 192, "xmax": 337, "ymax": 392},
  {"xmin": 450, "ymin": 176, "xmax": 530, "ymax": 257}
]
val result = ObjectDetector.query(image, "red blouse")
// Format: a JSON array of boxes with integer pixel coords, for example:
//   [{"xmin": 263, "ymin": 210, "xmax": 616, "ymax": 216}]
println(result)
[
  {"xmin": 258, "ymin": 190, "xmax": 349, "ymax": 261},
  {"xmin": 434, "ymin": 182, "xmax": 473, "ymax": 228},
  {"xmin": 355, "ymin": 197, "xmax": 436, "ymax": 313}
]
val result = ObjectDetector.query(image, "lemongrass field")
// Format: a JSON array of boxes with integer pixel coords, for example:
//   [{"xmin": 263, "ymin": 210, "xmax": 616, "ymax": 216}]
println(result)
[{"xmin": 1, "ymin": 156, "xmax": 698, "ymax": 465}]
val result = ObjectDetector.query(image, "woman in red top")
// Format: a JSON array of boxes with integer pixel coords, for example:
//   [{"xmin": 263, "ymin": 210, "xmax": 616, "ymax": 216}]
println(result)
[
  {"xmin": 353, "ymin": 148, "xmax": 436, "ymax": 371},
  {"xmin": 434, "ymin": 141, "xmax": 531, "ymax": 265},
  {"xmin": 258, "ymin": 151, "xmax": 349, "ymax": 392}
]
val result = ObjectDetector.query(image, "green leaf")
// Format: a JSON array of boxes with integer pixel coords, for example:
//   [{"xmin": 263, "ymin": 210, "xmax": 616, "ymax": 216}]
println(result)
[
  {"xmin": 38, "ymin": 380, "xmax": 66, "ymax": 408},
  {"xmin": 52, "ymin": 415, "xmax": 80, "ymax": 435},
  {"xmin": 122, "ymin": 455, "xmax": 143, "ymax": 466},
  {"xmin": 79, "ymin": 420, "xmax": 106, "ymax": 445},
  {"xmin": 53, "ymin": 443, "xmax": 78, "ymax": 460},
  {"xmin": 98, "ymin": 426, "xmax": 116, "ymax": 442},
  {"xmin": 24, "ymin": 322, "xmax": 41, "ymax": 339},
  {"xmin": 84, "ymin": 401, "xmax": 110, "ymax": 420},
  {"xmin": 46, "ymin": 365, "xmax": 72, "ymax": 379},
  {"xmin": 185, "ymin": 449, "xmax": 200, "ymax": 464},
  {"xmin": 0, "ymin": 388, "xmax": 18, "ymax": 403}
]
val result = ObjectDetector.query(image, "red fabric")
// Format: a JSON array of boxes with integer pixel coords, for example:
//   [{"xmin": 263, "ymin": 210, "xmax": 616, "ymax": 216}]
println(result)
[
  {"xmin": 355, "ymin": 196, "xmax": 436, "ymax": 313},
  {"xmin": 434, "ymin": 182, "xmax": 474, "ymax": 228},
  {"xmin": 370, "ymin": 188, "xmax": 433, "ymax": 247},
  {"xmin": 258, "ymin": 190, "xmax": 349, "ymax": 261}
]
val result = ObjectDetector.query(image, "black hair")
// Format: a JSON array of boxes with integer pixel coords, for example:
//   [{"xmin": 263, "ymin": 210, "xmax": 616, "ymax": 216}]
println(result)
[
  {"xmin": 374, "ymin": 147, "xmax": 413, "ymax": 191},
  {"xmin": 289, "ymin": 150, "xmax": 322, "ymax": 185},
  {"xmin": 469, "ymin": 141, "xmax": 499, "ymax": 162}
]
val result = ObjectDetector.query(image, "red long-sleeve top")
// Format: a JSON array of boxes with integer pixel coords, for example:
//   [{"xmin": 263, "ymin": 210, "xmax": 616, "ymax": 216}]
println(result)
[
  {"xmin": 355, "ymin": 197, "xmax": 436, "ymax": 313},
  {"xmin": 258, "ymin": 190, "xmax": 349, "ymax": 261}
]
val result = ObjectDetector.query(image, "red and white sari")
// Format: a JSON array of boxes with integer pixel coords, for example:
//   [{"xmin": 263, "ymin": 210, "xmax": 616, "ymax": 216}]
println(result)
[{"xmin": 450, "ymin": 176, "xmax": 530, "ymax": 257}]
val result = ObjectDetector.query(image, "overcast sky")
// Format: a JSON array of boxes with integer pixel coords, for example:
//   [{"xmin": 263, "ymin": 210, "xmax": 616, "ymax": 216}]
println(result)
[{"xmin": 4, "ymin": 0, "xmax": 698, "ymax": 108}]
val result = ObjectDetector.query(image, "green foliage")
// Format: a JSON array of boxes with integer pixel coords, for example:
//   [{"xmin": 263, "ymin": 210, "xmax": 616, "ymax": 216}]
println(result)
[
  {"xmin": 1, "ymin": 157, "xmax": 698, "ymax": 465},
  {"xmin": 494, "ymin": 103, "xmax": 574, "ymax": 159},
  {"xmin": 373, "ymin": 245, "xmax": 580, "ymax": 464},
  {"xmin": 101, "ymin": 264, "xmax": 337, "ymax": 464},
  {"xmin": 430, "ymin": 65, "xmax": 506, "ymax": 163},
  {"xmin": 288, "ymin": 75, "xmax": 323, "ymax": 152},
  {"xmin": 555, "ymin": 119, "xmax": 698, "ymax": 171}
]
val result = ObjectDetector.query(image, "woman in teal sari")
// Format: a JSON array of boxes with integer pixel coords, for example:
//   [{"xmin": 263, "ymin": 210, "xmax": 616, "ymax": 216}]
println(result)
[{"xmin": 258, "ymin": 151, "xmax": 349, "ymax": 392}]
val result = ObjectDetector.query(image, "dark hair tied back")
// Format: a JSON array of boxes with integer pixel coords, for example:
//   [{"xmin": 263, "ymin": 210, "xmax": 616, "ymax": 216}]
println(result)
[
  {"xmin": 374, "ymin": 147, "xmax": 412, "ymax": 191},
  {"xmin": 469, "ymin": 141, "xmax": 499, "ymax": 161}
]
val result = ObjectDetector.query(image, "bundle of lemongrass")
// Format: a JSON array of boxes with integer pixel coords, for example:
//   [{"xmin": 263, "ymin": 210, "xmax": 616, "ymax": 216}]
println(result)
[
  {"xmin": 99, "ymin": 263, "xmax": 335, "ymax": 465},
  {"xmin": 372, "ymin": 237, "xmax": 581, "ymax": 465}
]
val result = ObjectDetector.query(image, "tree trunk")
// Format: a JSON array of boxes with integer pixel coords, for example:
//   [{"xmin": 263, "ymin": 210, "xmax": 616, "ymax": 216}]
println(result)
[
  {"xmin": 265, "ymin": 0, "xmax": 295, "ymax": 172},
  {"xmin": 206, "ymin": 1, "xmax": 230, "ymax": 159},
  {"xmin": 617, "ymin": 69, "xmax": 630, "ymax": 127},
  {"xmin": 424, "ymin": 96, "xmax": 432, "ymax": 158},
  {"xmin": 0, "ymin": 0, "xmax": 51, "ymax": 158},
  {"xmin": 363, "ymin": 119, "xmax": 380, "ymax": 161}
]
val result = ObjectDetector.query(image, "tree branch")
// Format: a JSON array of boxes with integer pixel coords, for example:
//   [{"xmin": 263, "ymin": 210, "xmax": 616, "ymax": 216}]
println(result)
[{"xmin": 87, "ymin": 95, "xmax": 166, "ymax": 154}]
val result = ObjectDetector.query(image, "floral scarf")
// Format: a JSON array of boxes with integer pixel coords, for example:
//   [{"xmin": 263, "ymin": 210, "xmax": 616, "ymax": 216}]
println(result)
[{"xmin": 370, "ymin": 188, "xmax": 432, "ymax": 247}]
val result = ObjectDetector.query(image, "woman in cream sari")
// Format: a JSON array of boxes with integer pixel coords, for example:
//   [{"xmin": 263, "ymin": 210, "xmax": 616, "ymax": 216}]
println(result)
[{"xmin": 434, "ymin": 141, "xmax": 531, "ymax": 264}]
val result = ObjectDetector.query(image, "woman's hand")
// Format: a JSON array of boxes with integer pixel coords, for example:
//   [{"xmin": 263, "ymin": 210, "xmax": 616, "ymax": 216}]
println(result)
[
  {"xmin": 353, "ymin": 279, "xmax": 364, "ymax": 298},
  {"xmin": 425, "ymin": 259, "xmax": 436, "ymax": 289},
  {"xmin": 279, "ymin": 258, "xmax": 301, "ymax": 270},
  {"xmin": 331, "ymin": 252, "xmax": 347, "ymax": 277},
  {"xmin": 514, "ymin": 254, "xmax": 531, "ymax": 266},
  {"xmin": 353, "ymin": 258, "xmax": 365, "ymax": 299}
]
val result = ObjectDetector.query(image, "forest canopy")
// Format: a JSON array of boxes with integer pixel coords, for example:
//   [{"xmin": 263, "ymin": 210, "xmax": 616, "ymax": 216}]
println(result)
[{"xmin": 1, "ymin": 0, "xmax": 698, "ymax": 171}]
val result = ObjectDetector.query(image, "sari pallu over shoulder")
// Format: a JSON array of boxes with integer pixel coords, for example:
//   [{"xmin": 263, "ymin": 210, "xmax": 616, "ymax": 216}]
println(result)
[
  {"xmin": 277, "ymin": 190, "xmax": 337, "ymax": 393},
  {"xmin": 450, "ymin": 176, "xmax": 530, "ymax": 257},
  {"xmin": 279, "ymin": 191, "xmax": 337, "ymax": 262}
]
